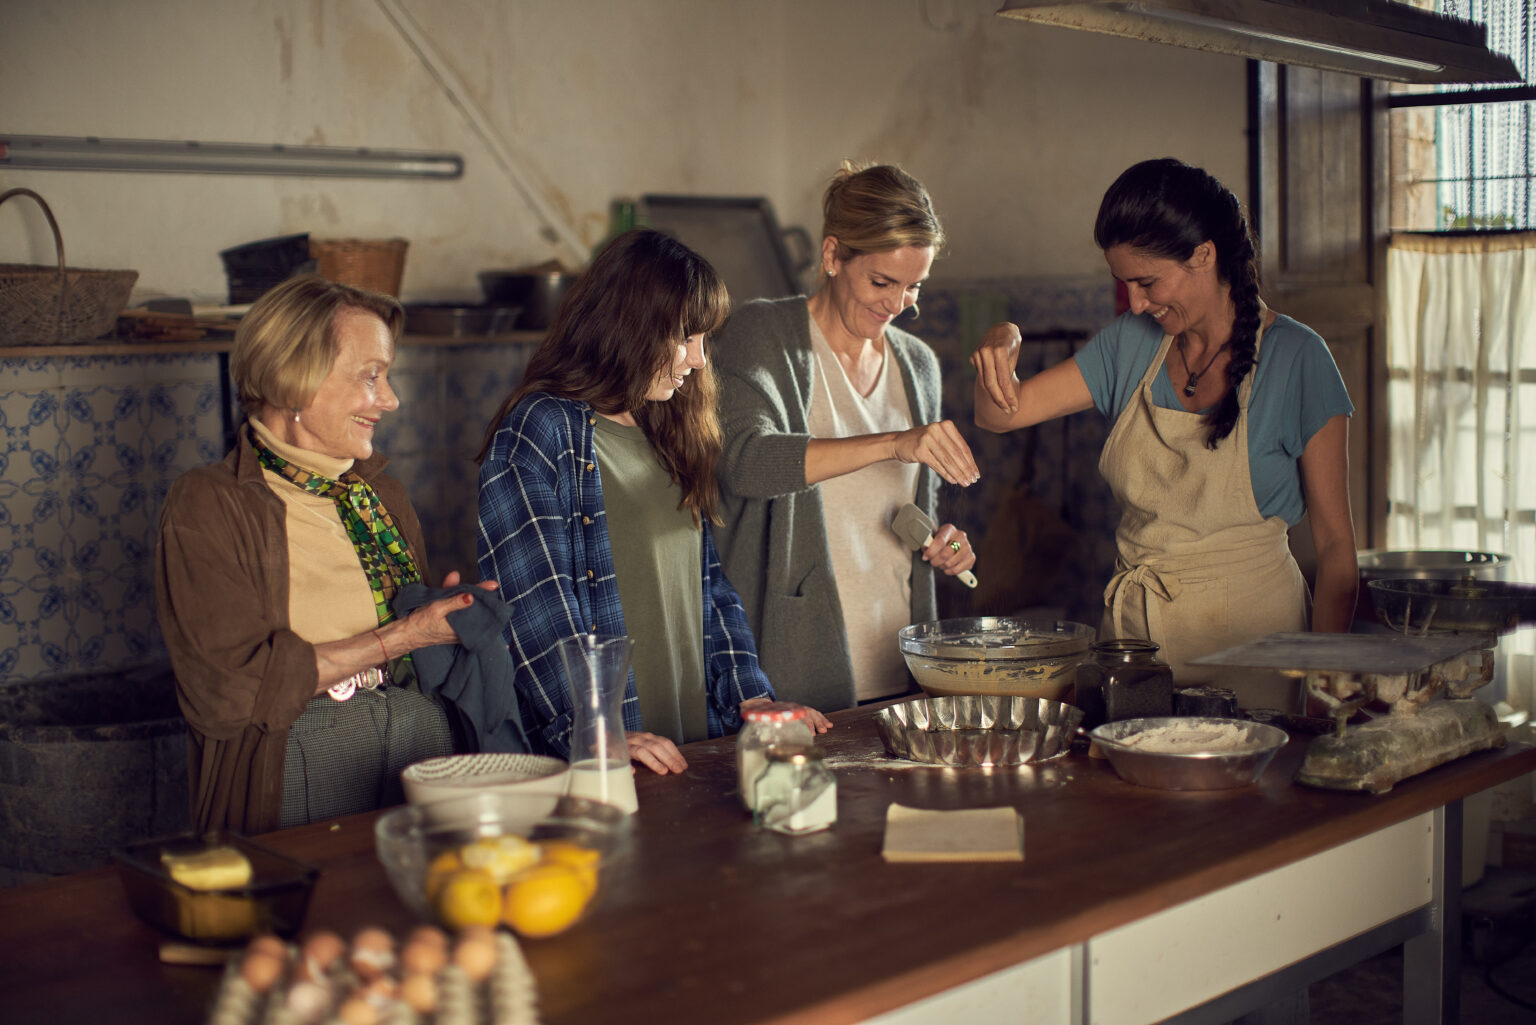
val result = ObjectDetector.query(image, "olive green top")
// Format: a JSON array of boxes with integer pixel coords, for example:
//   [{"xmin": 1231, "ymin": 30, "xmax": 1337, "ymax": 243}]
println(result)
[{"xmin": 592, "ymin": 416, "xmax": 707, "ymax": 743}]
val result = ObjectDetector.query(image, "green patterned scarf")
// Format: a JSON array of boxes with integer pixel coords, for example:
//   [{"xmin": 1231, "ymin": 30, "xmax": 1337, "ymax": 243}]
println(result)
[{"xmin": 255, "ymin": 441, "xmax": 421, "ymax": 625}]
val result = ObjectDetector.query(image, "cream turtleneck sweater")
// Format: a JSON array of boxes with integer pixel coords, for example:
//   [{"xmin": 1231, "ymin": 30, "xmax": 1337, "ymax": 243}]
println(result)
[{"xmin": 249, "ymin": 419, "xmax": 382, "ymax": 644}]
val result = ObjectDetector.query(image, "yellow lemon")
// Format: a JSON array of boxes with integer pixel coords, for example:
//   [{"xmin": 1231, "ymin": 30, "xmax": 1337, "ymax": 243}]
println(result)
[
  {"xmin": 537, "ymin": 841, "xmax": 600, "ymax": 898},
  {"xmin": 501, "ymin": 863, "xmax": 592, "ymax": 938},
  {"xmin": 459, "ymin": 835, "xmax": 540, "ymax": 885},
  {"xmin": 435, "ymin": 868, "xmax": 503, "ymax": 930},
  {"xmin": 424, "ymin": 849, "xmax": 464, "ymax": 904}
]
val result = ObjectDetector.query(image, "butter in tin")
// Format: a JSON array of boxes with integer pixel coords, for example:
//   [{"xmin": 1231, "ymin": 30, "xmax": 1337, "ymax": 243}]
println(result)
[{"xmin": 112, "ymin": 830, "xmax": 317, "ymax": 942}]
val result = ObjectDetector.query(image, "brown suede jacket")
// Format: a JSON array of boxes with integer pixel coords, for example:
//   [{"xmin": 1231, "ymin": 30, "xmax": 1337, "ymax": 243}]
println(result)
[{"xmin": 154, "ymin": 425, "xmax": 430, "ymax": 834}]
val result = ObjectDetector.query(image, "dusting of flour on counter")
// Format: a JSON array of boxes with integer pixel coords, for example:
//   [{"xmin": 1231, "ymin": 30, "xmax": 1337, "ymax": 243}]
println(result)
[
  {"xmin": 822, "ymin": 752, "xmax": 933, "ymax": 771},
  {"xmin": 1118, "ymin": 722, "xmax": 1261, "ymax": 754}
]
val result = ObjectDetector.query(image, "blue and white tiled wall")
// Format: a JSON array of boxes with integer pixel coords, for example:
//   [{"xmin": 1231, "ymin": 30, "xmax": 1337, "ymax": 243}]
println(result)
[
  {"xmin": 0, "ymin": 352, "xmax": 224, "ymax": 683},
  {"xmin": 374, "ymin": 342, "xmax": 537, "ymax": 580}
]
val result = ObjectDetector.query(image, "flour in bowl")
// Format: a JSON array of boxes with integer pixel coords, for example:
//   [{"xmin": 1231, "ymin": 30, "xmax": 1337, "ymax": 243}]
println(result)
[{"xmin": 1117, "ymin": 721, "xmax": 1262, "ymax": 754}]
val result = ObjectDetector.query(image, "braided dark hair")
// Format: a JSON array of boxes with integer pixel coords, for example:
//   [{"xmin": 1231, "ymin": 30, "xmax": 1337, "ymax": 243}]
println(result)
[{"xmin": 1093, "ymin": 158, "xmax": 1261, "ymax": 449}]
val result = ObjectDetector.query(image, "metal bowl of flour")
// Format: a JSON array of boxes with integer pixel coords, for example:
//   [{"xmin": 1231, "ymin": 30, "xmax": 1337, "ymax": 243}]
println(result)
[{"xmin": 1090, "ymin": 716, "xmax": 1288, "ymax": 791}]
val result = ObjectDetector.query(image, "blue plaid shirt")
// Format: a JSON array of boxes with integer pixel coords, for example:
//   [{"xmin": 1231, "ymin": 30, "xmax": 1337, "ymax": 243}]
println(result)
[{"xmin": 477, "ymin": 394, "xmax": 774, "ymax": 757}]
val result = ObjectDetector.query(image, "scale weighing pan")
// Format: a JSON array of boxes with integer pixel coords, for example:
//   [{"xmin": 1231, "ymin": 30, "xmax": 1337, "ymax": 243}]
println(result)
[
  {"xmin": 1367, "ymin": 577, "xmax": 1536, "ymax": 635},
  {"xmin": 1187, "ymin": 631, "xmax": 1490, "ymax": 675}
]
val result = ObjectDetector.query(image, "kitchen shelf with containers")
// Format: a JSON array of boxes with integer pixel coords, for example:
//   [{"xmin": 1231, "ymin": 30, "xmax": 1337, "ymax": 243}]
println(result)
[{"xmin": 0, "ymin": 265, "xmax": 565, "ymax": 356}]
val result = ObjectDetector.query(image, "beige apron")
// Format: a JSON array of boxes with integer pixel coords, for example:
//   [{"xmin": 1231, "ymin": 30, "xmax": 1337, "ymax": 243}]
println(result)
[{"xmin": 1097, "ymin": 322, "xmax": 1309, "ymax": 710}]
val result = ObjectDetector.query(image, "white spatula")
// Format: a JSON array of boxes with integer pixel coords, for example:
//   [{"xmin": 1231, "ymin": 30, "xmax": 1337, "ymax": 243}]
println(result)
[{"xmin": 891, "ymin": 502, "xmax": 978, "ymax": 589}]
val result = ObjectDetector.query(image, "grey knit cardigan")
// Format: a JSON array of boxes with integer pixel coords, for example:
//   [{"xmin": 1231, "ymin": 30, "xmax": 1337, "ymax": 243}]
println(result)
[{"xmin": 712, "ymin": 295, "xmax": 941, "ymax": 712}]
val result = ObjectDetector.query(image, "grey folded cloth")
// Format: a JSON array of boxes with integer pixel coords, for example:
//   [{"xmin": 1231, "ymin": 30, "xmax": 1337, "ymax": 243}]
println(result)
[{"xmin": 393, "ymin": 582, "xmax": 530, "ymax": 754}]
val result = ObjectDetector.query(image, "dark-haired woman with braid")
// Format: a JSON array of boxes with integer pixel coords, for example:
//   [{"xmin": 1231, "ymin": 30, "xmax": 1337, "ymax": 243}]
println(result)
[{"xmin": 972, "ymin": 158, "xmax": 1356, "ymax": 710}]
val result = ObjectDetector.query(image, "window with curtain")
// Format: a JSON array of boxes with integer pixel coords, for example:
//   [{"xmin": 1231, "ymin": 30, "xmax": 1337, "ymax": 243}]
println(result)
[
  {"xmin": 1387, "ymin": 0, "xmax": 1536, "ymax": 712},
  {"xmin": 1389, "ymin": 0, "xmax": 1533, "ymax": 230}
]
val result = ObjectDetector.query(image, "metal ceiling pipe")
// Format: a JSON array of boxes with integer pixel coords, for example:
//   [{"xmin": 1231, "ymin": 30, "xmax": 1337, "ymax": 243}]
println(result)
[{"xmin": 0, "ymin": 134, "xmax": 464, "ymax": 179}]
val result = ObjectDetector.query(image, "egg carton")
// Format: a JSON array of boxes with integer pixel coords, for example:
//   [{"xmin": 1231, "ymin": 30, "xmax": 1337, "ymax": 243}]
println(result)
[{"xmin": 206, "ymin": 928, "xmax": 538, "ymax": 1025}]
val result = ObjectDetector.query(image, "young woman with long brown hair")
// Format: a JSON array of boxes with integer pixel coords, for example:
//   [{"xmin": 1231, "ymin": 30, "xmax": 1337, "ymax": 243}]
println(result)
[{"xmin": 476, "ymin": 228, "xmax": 829, "ymax": 775}]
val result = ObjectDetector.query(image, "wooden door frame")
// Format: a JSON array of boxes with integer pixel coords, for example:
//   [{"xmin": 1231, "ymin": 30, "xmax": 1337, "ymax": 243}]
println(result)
[{"xmin": 1247, "ymin": 60, "xmax": 1391, "ymax": 550}]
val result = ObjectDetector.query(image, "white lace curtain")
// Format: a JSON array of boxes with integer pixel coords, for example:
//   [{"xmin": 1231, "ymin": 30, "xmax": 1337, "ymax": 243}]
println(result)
[{"xmin": 1385, "ymin": 232, "xmax": 1536, "ymax": 711}]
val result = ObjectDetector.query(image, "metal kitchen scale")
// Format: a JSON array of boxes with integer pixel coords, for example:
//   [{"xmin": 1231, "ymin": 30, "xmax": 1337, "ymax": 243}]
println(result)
[{"xmin": 1191, "ymin": 577, "xmax": 1536, "ymax": 794}]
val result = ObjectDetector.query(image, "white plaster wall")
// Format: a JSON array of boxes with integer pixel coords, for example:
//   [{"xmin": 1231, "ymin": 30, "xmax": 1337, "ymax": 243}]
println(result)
[
  {"xmin": 775, "ymin": 1, "xmax": 1249, "ymax": 279},
  {"xmin": 0, "ymin": 0, "xmax": 1247, "ymax": 305}
]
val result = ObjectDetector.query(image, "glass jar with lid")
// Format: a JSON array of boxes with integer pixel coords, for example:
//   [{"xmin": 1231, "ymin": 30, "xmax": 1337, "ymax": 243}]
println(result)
[
  {"xmin": 1074, "ymin": 638, "xmax": 1173, "ymax": 729},
  {"xmin": 753, "ymin": 744, "xmax": 837, "ymax": 834},
  {"xmin": 736, "ymin": 702, "xmax": 815, "ymax": 811}
]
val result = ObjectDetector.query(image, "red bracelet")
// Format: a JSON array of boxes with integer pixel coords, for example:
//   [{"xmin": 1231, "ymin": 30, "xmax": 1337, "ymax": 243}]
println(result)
[{"xmin": 373, "ymin": 629, "xmax": 389, "ymax": 665}]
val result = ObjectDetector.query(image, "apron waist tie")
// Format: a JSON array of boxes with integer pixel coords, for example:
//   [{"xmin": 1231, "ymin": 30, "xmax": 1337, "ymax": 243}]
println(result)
[{"xmin": 1103, "ymin": 563, "xmax": 1181, "ymax": 645}]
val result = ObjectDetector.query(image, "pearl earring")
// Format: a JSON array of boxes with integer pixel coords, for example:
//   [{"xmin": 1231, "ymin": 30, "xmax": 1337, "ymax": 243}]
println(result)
[{"xmin": 293, "ymin": 411, "xmax": 301, "ymax": 423}]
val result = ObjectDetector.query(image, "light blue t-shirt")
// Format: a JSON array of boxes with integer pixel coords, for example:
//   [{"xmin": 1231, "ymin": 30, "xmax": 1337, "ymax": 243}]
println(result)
[{"xmin": 1073, "ymin": 312, "xmax": 1353, "ymax": 525}]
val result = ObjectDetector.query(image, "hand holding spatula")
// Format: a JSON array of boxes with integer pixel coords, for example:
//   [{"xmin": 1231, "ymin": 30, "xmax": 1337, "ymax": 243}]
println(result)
[{"xmin": 891, "ymin": 502, "xmax": 977, "ymax": 589}]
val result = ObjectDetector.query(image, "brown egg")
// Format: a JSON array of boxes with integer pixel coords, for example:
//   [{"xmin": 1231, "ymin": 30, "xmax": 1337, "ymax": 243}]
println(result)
[
  {"xmin": 336, "ymin": 995, "xmax": 380, "ymax": 1025},
  {"xmin": 399, "ymin": 938, "xmax": 447, "ymax": 977},
  {"xmin": 348, "ymin": 926, "xmax": 396, "ymax": 980},
  {"xmin": 239, "ymin": 949, "xmax": 286, "ymax": 993},
  {"xmin": 300, "ymin": 930, "xmax": 346, "ymax": 970},
  {"xmin": 246, "ymin": 933, "xmax": 288, "ymax": 960},
  {"xmin": 407, "ymin": 923, "xmax": 450, "ymax": 950},
  {"xmin": 452, "ymin": 929, "xmax": 497, "ymax": 983},
  {"xmin": 399, "ymin": 972, "xmax": 438, "ymax": 1014}
]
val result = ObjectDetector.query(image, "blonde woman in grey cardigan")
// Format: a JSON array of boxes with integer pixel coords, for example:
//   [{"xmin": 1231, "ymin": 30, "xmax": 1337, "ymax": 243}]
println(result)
[{"xmin": 714, "ymin": 163, "xmax": 980, "ymax": 712}]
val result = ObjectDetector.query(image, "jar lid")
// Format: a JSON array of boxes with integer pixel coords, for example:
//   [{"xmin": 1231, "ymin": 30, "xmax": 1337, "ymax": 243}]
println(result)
[
  {"xmin": 741, "ymin": 701, "xmax": 809, "ymax": 723},
  {"xmin": 765, "ymin": 743, "xmax": 823, "ymax": 764},
  {"xmin": 1091, "ymin": 638, "xmax": 1161, "ymax": 656}
]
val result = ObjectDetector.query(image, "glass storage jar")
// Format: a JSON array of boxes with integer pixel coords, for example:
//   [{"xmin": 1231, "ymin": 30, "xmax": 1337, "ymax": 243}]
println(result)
[
  {"xmin": 1074, "ymin": 639, "xmax": 1174, "ymax": 729},
  {"xmin": 737, "ymin": 702, "xmax": 815, "ymax": 811},
  {"xmin": 753, "ymin": 744, "xmax": 837, "ymax": 835}
]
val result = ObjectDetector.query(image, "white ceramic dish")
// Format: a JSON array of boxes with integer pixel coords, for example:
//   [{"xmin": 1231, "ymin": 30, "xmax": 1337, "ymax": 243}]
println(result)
[{"xmin": 401, "ymin": 752, "xmax": 570, "ymax": 807}]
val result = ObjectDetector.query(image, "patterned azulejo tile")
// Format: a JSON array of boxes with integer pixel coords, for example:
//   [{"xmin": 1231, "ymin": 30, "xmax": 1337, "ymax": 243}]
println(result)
[{"xmin": 0, "ymin": 355, "xmax": 221, "ymax": 682}]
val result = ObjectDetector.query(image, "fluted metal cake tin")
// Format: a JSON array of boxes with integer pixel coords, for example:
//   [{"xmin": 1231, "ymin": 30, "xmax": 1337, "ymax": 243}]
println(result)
[{"xmin": 873, "ymin": 695, "xmax": 1084, "ymax": 767}]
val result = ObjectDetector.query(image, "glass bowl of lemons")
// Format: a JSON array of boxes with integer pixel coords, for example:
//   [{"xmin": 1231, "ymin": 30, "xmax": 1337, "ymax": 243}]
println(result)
[{"xmin": 375, "ymin": 791, "xmax": 624, "ymax": 938}]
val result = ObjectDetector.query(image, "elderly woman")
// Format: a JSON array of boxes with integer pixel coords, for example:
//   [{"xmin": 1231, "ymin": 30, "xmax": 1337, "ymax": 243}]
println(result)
[
  {"xmin": 156, "ymin": 275, "xmax": 495, "ymax": 833},
  {"xmin": 713, "ymin": 162, "xmax": 980, "ymax": 711}
]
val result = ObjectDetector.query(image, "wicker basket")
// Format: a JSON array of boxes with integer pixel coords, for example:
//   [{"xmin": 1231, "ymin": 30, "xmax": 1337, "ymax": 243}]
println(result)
[
  {"xmin": 309, "ymin": 237, "xmax": 409, "ymax": 297},
  {"xmin": 0, "ymin": 188, "xmax": 138, "ymax": 345}
]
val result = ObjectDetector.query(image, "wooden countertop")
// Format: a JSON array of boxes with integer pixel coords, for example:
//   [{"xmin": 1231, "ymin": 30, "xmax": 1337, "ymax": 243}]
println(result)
[{"xmin": 2, "ymin": 706, "xmax": 1532, "ymax": 1025}]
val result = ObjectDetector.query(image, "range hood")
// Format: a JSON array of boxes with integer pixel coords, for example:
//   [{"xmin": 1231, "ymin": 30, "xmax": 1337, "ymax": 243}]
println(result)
[{"xmin": 996, "ymin": 0, "xmax": 1522, "ymax": 84}]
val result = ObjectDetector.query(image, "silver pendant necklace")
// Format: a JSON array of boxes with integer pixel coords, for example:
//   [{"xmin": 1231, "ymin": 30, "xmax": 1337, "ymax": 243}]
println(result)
[{"xmin": 1177, "ymin": 336, "xmax": 1227, "ymax": 397}]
